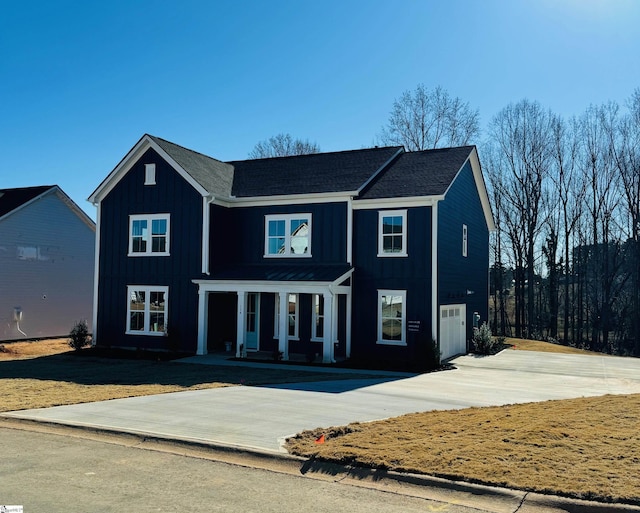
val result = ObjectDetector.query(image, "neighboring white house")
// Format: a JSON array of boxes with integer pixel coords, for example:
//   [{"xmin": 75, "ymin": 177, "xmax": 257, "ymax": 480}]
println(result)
[{"xmin": 0, "ymin": 185, "xmax": 95, "ymax": 340}]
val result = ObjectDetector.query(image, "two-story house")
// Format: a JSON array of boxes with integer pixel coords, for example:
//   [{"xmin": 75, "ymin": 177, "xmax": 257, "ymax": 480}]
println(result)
[{"xmin": 88, "ymin": 135, "xmax": 494, "ymax": 368}]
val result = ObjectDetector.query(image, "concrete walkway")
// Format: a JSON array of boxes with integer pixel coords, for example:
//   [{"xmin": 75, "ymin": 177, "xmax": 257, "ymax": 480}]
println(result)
[{"xmin": 5, "ymin": 350, "xmax": 640, "ymax": 453}]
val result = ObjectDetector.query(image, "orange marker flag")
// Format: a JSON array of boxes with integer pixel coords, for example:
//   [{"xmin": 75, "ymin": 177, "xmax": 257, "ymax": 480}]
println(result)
[{"xmin": 315, "ymin": 434, "xmax": 325, "ymax": 444}]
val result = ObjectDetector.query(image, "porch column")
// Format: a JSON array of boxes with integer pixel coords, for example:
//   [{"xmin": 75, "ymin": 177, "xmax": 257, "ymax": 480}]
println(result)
[
  {"xmin": 346, "ymin": 290, "xmax": 352, "ymax": 358},
  {"xmin": 196, "ymin": 289, "xmax": 208, "ymax": 355},
  {"xmin": 322, "ymin": 292, "xmax": 334, "ymax": 363},
  {"xmin": 236, "ymin": 291, "xmax": 246, "ymax": 358},
  {"xmin": 278, "ymin": 291, "xmax": 289, "ymax": 361}
]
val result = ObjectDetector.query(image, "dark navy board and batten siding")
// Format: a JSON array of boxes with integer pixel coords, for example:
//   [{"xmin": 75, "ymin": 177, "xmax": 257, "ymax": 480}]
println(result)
[
  {"xmin": 97, "ymin": 148, "xmax": 202, "ymax": 351},
  {"xmin": 351, "ymin": 206, "xmax": 433, "ymax": 363},
  {"xmin": 437, "ymin": 160, "xmax": 490, "ymax": 344},
  {"xmin": 210, "ymin": 202, "xmax": 348, "ymax": 268}
]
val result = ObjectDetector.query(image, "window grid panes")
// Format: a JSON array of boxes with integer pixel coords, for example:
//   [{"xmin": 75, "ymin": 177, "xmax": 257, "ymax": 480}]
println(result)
[
  {"xmin": 378, "ymin": 210, "xmax": 407, "ymax": 257},
  {"xmin": 265, "ymin": 214, "xmax": 311, "ymax": 257},
  {"xmin": 127, "ymin": 286, "xmax": 167, "ymax": 335},
  {"xmin": 129, "ymin": 214, "xmax": 170, "ymax": 256},
  {"xmin": 378, "ymin": 290, "xmax": 406, "ymax": 345}
]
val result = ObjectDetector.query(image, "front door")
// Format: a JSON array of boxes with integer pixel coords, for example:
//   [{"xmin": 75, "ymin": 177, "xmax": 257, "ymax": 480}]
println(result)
[
  {"xmin": 245, "ymin": 293, "xmax": 260, "ymax": 351},
  {"xmin": 439, "ymin": 304, "xmax": 466, "ymax": 360}
]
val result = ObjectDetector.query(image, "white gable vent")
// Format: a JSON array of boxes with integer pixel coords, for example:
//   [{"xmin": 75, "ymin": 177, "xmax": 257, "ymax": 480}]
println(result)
[{"xmin": 144, "ymin": 163, "xmax": 156, "ymax": 185}]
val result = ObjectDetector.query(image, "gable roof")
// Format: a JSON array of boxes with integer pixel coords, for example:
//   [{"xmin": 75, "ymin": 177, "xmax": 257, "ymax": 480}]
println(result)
[
  {"xmin": 359, "ymin": 146, "xmax": 475, "ymax": 199},
  {"xmin": 228, "ymin": 146, "xmax": 403, "ymax": 197},
  {"xmin": 148, "ymin": 135, "xmax": 234, "ymax": 198},
  {"xmin": 0, "ymin": 185, "xmax": 55, "ymax": 219},
  {"xmin": 0, "ymin": 185, "xmax": 95, "ymax": 229}
]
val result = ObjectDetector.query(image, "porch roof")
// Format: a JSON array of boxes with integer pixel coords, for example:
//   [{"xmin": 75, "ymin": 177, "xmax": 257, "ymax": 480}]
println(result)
[{"xmin": 207, "ymin": 263, "xmax": 352, "ymax": 284}]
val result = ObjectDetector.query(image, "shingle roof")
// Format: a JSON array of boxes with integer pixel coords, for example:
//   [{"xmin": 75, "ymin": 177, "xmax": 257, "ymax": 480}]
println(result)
[
  {"xmin": 358, "ymin": 146, "xmax": 474, "ymax": 199},
  {"xmin": 227, "ymin": 146, "xmax": 403, "ymax": 197},
  {"xmin": 0, "ymin": 185, "xmax": 54, "ymax": 219},
  {"xmin": 149, "ymin": 135, "xmax": 235, "ymax": 198}
]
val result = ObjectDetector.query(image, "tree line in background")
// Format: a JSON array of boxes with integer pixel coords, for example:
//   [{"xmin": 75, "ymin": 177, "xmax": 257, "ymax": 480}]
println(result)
[
  {"xmin": 251, "ymin": 84, "xmax": 640, "ymax": 356},
  {"xmin": 486, "ymin": 91, "xmax": 640, "ymax": 356}
]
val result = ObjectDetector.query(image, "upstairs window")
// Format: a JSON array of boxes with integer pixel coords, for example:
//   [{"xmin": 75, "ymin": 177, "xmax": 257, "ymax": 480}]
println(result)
[
  {"xmin": 265, "ymin": 214, "xmax": 312, "ymax": 257},
  {"xmin": 129, "ymin": 214, "xmax": 170, "ymax": 256},
  {"xmin": 378, "ymin": 210, "xmax": 407, "ymax": 257}
]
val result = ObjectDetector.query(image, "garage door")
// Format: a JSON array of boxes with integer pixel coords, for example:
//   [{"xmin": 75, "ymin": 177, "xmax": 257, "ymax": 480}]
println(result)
[{"xmin": 440, "ymin": 304, "xmax": 466, "ymax": 360}]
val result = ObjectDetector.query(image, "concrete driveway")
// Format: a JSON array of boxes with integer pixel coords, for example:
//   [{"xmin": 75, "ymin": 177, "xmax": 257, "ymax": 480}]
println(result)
[{"xmin": 5, "ymin": 350, "xmax": 640, "ymax": 453}]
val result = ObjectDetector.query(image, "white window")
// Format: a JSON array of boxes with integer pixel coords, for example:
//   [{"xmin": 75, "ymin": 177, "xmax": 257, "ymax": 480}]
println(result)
[
  {"xmin": 129, "ymin": 214, "xmax": 170, "ymax": 256},
  {"xmin": 274, "ymin": 293, "xmax": 299, "ymax": 339},
  {"xmin": 311, "ymin": 294, "xmax": 325, "ymax": 341},
  {"xmin": 265, "ymin": 214, "xmax": 312, "ymax": 257},
  {"xmin": 377, "ymin": 290, "xmax": 406, "ymax": 345},
  {"xmin": 127, "ymin": 286, "xmax": 168, "ymax": 335},
  {"xmin": 462, "ymin": 224, "xmax": 468, "ymax": 257},
  {"xmin": 378, "ymin": 210, "xmax": 407, "ymax": 257},
  {"xmin": 144, "ymin": 163, "xmax": 156, "ymax": 185}
]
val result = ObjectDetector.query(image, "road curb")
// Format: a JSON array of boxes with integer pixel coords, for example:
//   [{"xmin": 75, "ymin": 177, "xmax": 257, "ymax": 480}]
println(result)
[{"xmin": 3, "ymin": 415, "xmax": 639, "ymax": 513}]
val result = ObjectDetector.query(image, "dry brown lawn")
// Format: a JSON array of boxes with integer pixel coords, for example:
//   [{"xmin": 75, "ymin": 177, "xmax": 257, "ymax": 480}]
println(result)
[
  {"xmin": 3, "ymin": 338, "xmax": 639, "ymax": 504},
  {"xmin": 0, "ymin": 339, "xmax": 384, "ymax": 412},
  {"xmin": 287, "ymin": 340, "xmax": 640, "ymax": 505}
]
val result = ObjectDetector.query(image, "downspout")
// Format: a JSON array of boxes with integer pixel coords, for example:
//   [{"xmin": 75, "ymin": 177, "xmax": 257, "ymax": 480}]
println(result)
[
  {"xmin": 347, "ymin": 197, "xmax": 353, "ymax": 265},
  {"xmin": 431, "ymin": 201, "xmax": 439, "ymax": 347},
  {"xmin": 91, "ymin": 201, "xmax": 101, "ymax": 345},
  {"xmin": 202, "ymin": 196, "xmax": 214, "ymax": 275}
]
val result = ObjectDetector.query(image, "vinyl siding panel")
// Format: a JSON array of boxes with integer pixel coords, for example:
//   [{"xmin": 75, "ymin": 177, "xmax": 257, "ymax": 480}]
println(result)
[
  {"xmin": 0, "ymin": 191, "xmax": 95, "ymax": 340},
  {"xmin": 96, "ymin": 148, "xmax": 202, "ymax": 351}
]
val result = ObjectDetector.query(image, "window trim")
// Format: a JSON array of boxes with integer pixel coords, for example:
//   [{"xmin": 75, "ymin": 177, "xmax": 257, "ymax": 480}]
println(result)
[
  {"xmin": 128, "ymin": 213, "xmax": 170, "ymax": 257},
  {"xmin": 377, "ymin": 209, "xmax": 408, "ymax": 257},
  {"xmin": 264, "ymin": 213, "xmax": 312, "ymax": 258},
  {"xmin": 462, "ymin": 224, "xmax": 468, "ymax": 257},
  {"xmin": 274, "ymin": 293, "xmax": 300, "ymax": 340},
  {"xmin": 377, "ymin": 289, "xmax": 407, "ymax": 346},
  {"xmin": 126, "ymin": 285, "xmax": 168, "ymax": 336},
  {"xmin": 311, "ymin": 293, "xmax": 325, "ymax": 341}
]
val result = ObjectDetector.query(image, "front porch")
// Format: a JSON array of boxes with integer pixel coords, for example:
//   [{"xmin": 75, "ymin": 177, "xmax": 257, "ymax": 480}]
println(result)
[{"xmin": 193, "ymin": 266, "xmax": 352, "ymax": 364}]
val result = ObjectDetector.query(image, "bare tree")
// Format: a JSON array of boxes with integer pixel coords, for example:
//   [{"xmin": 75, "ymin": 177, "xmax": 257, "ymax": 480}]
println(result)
[
  {"xmin": 548, "ymin": 115, "xmax": 585, "ymax": 344},
  {"xmin": 249, "ymin": 133, "xmax": 320, "ymax": 159},
  {"xmin": 378, "ymin": 84, "xmax": 480, "ymax": 150},
  {"xmin": 488, "ymin": 99, "xmax": 553, "ymax": 338}
]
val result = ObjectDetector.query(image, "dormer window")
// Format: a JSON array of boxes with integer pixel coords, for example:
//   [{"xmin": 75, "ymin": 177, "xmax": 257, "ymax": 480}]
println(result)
[{"xmin": 144, "ymin": 163, "xmax": 156, "ymax": 185}]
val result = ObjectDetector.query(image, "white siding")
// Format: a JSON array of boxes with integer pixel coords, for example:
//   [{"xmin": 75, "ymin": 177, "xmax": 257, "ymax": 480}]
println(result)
[{"xmin": 0, "ymin": 191, "xmax": 95, "ymax": 340}]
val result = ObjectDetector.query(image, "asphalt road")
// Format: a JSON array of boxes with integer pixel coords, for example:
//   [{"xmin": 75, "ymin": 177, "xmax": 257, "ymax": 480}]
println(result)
[{"xmin": 0, "ymin": 426, "xmax": 481, "ymax": 513}]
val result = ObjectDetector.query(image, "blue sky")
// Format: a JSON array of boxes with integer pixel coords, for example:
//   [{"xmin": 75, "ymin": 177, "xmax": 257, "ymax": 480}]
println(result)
[{"xmin": 2, "ymin": 0, "xmax": 639, "ymax": 219}]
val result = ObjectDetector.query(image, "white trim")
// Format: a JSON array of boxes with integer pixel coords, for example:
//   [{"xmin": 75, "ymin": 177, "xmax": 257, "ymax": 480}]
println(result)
[
  {"xmin": 377, "ymin": 209, "xmax": 408, "ymax": 257},
  {"xmin": 92, "ymin": 202, "xmax": 101, "ymax": 344},
  {"xmin": 274, "ymin": 293, "xmax": 299, "ymax": 340},
  {"xmin": 264, "ymin": 213, "xmax": 312, "ymax": 258},
  {"xmin": 311, "ymin": 293, "xmax": 325, "ymax": 341},
  {"xmin": 431, "ymin": 201, "xmax": 439, "ymax": 343},
  {"xmin": 352, "ymin": 196, "xmax": 442, "ymax": 210},
  {"xmin": 201, "ymin": 197, "xmax": 212, "ymax": 274},
  {"xmin": 144, "ymin": 163, "xmax": 156, "ymax": 185},
  {"xmin": 126, "ymin": 285, "xmax": 169, "ymax": 336},
  {"xmin": 377, "ymin": 289, "xmax": 407, "ymax": 346},
  {"xmin": 128, "ymin": 213, "xmax": 170, "ymax": 256},
  {"xmin": 89, "ymin": 135, "xmax": 210, "ymax": 204},
  {"xmin": 346, "ymin": 196, "xmax": 353, "ymax": 265},
  {"xmin": 215, "ymin": 191, "xmax": 354, "ymax": 208}
]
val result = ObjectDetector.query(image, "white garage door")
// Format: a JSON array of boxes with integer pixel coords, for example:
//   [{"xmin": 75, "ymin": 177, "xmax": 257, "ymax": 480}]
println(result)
[{"xmin": 440, "ymin": 304, "xmax": 466, "ymax": 360}]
